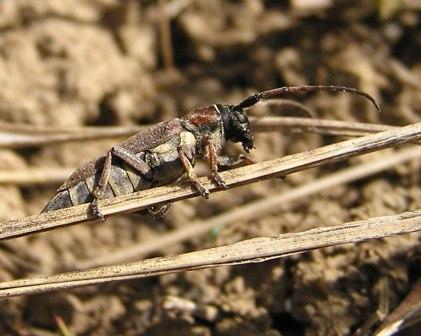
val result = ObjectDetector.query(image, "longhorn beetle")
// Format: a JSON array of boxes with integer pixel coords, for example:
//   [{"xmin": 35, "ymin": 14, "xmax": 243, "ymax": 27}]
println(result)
[{"xmin": 42, "ymin": 85, "xmax": 379, "ymax": 218}]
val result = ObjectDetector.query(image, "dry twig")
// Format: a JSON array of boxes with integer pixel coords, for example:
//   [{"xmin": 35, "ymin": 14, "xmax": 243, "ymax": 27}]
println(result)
[
  {"xmin": 0, "ymin": 167, "xmax": 76, "ymax": 186},
  {"xmin": 0, "ymin": 128, "xmax": 140, "ymax": 149},
  {"xmin": 0, "ymin": 117, "xmax": 412, "ymax": 148},
  {"xmin": 76, "ymin": 146, "xmax": 421, "ymax": 269},
  {"xmin": 158, "ymin": 0, "xmax": 175, "ymax": 71},
  {"xmin": 251, "ymin": 117, "xmax": 395, "ymax": 136},
  {"xmin": 0, "ymin": 121, "xmax": 140, "ymax": 135},
  {"xmin": 0, "ymin": 122, "xmax": 420, "ymax": 241},
  {"xmin": 373, "ymin": 279, "xmax": 421, "ymax": 336},
  {"xmin": 0, "ymin": 210, "xmax": 419, "ymax": 298},
  {"xmin": 0, "ymin": 117, "xmax": 413, "ymax": 186}
]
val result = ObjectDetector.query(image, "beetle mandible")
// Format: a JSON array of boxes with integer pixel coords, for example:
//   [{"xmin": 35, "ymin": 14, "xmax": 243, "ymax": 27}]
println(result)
[{"xmin": 42, "ymin": 85, "xmax": 379, "ymax": 219}]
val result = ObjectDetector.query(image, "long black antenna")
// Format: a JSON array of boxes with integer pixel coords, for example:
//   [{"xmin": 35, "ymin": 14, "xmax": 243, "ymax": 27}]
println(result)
[{"xmin": 234, "ymin": 85, "xmax": 380, "ymax": 111}]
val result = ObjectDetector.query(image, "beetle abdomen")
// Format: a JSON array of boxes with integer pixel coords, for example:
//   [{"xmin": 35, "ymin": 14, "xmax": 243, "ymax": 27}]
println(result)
[
  {"xmin": 42, "ymin": 162, "xmax": 152, "ymax": 212},
  {"xmin": 42, "ymin": 189, "xmax": 73, "ymax": 212},
  {"xmin": 42, "ymin": 128, "xmax": 196, "ymax": 213}
]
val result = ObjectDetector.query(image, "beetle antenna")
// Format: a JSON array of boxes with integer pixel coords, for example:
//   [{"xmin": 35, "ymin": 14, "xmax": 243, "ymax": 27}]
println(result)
[{"xmin": 234, "ymin": 85, "xmax": 380, "ymax": 111}]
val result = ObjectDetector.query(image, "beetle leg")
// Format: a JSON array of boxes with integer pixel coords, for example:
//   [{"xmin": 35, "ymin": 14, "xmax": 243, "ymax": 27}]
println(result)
[
  {"xmin": 178, "ymin": 147, "xmax": 209, "ymax": 199},
  {"xmin": 133, "ymin": 203, "xmax": 172, "ymax": 219},
  {"xmin": 91, "ymin": 151, "xmax": 113, "ymax": 220},
  {"xmin": 91, "ymin": 146, "xmax": 152, "ymax": 220},
  {"xmin": 112, "ymin": 146, "xmax": 152, "ymax": 177},
  {"xmin": 217, "ymin": 154, "xmax": 255, "ymax": 169},
  {"xmin": 203, "ymin": 136, "xmax": 228, "ymax": 189},
  {"xmin": 147, "ymin": 203, "xmax": 172, "ymax": 219}
]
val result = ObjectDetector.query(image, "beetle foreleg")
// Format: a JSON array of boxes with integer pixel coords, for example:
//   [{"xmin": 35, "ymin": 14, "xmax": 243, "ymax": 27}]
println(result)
[
  {"xmin": 203, "ymin": 136, "xmax": 228, "ymax": 189},
  {"xmin": 217, "ymin": 154, "xmax": 255, "ymax": 169},
  {"xmin": 178, "ymin": 147, "xmax": 209, "ymax": 199}
]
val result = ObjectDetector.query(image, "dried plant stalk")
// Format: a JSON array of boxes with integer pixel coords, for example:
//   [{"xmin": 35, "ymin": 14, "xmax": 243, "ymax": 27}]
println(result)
[
  {"xmin": 0, "ymin": 165, "xmax": 213, "ymax": 186},
  {"xmin": 0, "ymin": 167, "xmax": 75, "ymax": 186},
  {"xmin": 158, "ymin": 0, "xmax": 175, "ymax": 71},
  {"xmin": 0, "ymin": 130, "xmax": 135, "ymax": 149},
  {"xmin": 0, "ymin": 121, "xmax": 141, "ymax": 135},
  {"xmin": 0, "ymin": 122, "xmax": 420, "ymax": 241},
  {"xmin": 373, "ymin": 279, "xmax": 421, "ymax": 335},
  {"xmin": 0, "ymin": 117, "xmax": 412, "ymax": 148},
  {"xmin": 0, "ymin": 210, "xmax": 419, "ymax": 298},
  {"xmin": 251, "ymin": 117, "xmax": 395, "ymax": 136},
  {"xmin": 76, "ymin": 146, "xmax": 421, "ymax": 269}
]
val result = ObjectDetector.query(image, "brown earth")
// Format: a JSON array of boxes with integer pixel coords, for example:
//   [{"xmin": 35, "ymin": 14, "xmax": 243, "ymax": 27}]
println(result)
[{"xmin": 0, "ymin": 1, "xmax": 420, "ymax": 335}]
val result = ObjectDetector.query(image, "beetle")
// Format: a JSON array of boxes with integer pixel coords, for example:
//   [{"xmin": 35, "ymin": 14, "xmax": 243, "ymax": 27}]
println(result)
[{"xmin": 42, "ymin": 85, "xmax": 379, "ymax": 218}]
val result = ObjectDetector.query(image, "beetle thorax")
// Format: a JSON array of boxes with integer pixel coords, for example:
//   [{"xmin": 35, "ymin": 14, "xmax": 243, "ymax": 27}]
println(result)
[{"xmin": 182, "ymin": 106, "xmax": 225, "ymax": 155}]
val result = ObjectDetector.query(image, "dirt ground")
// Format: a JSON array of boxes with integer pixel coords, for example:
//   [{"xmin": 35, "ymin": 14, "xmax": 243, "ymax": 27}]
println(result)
[{"xmin": 0, "ymin": 1, "xmax": 420, "ymax": 335}]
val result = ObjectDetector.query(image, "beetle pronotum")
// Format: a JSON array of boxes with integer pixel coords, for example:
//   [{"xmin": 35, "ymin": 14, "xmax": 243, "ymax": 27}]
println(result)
[{"xmin": 42, "ymin": 85, "xmax": 379, "ymax": 218}]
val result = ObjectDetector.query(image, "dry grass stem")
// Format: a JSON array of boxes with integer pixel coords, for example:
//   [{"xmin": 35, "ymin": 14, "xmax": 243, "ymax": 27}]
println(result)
[
  {"xmin": 0, "ymin": 122, "xmax": 420, "ymax": 241},
  {"xmin": 354, "ymin": 278, "xmax": 391, "ymax": 336},
  {"xmin": 0, "ymin": 167, "xmax": 76, "ymax": 186},
  {"xmin": 76, "ymin": 146, "xmax": 421, "ymax": 269},
  {"xmin": 251, "ymin": 117, "xmax": 396, "ymax": 136},
  {"xmin": 0, "ymin": 117, "xmax": 413, "ymax": 148},
  {"xmin": 0, "ymin": 129, "xmax": 141, "ymax": 149},
  {"xmin": 0, "ymin": 117, "xmax": 414, "ymax": 187},
  {"xmin": 0, "ymin": 121, "xmax": 141, "ymax": 135},
  {"xmin": 158, "ymin": 0, "xmax": 175, "ymax": 71},
  {"xmin": 0, "ymin": 210, "xmax": 419, "ymax": 298},
  {"xmin": 373, "ymin": 279, "xmax": 421, "ymax": 335},
  {"xmin": 0, "ymin": 165, "xmax": 213, "ymax": 186},
  {"xmin": 164, "ymin": 0, "xmax": 196, "ymax": 18}
]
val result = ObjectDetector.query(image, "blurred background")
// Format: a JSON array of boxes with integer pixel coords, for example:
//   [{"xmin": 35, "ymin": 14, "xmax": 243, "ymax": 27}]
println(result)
[{"xmin": 0, "ymin": 1, "xmax": 420, "ymax": 335}]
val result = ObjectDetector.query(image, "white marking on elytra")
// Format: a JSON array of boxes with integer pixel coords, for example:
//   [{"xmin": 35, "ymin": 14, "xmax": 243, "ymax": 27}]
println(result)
[
  {"xmin": 152, "ymin": 142, "xmax": 173, "ymax": 154},
  {"xmin": 179, "ymin": 131, "xmax": 196, "ymax": 147}
]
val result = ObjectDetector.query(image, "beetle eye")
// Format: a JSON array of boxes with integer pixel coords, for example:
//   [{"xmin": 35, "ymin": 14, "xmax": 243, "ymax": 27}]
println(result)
[{"xmin": 235, "ymin": 112, "xmax": 247, "ymax": 123}]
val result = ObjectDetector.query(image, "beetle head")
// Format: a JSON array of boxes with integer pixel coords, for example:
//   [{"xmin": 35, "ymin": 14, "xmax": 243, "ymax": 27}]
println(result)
[{"xmin": 217, "ymin": 104, "xmax": 254, "ymax": 152}]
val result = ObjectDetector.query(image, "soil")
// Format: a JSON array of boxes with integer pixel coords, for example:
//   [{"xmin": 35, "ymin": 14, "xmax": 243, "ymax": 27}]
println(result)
[{"xmin": 0, "ymin": 1, "xmax": 420, "ymax": 335}]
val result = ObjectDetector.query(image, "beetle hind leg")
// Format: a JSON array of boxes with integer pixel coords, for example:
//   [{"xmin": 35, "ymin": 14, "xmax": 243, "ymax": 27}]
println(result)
[
  {"xmin": 91, "ymin": 146, "xmax": 154, "ymax": 220},
  {"xmin": 90, "ymin": 151, "xmax": 113, "ymax": 221},
  {"xmin": 91, "ymin": 198, "xmax": 104, "ymax": 221}
]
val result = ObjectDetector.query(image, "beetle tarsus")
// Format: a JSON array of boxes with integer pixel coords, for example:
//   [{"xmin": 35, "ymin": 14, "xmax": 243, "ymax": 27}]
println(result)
[
  {"xmin": 179, "ymin": 148, "xmax": 210, "ymax": 199},
  {"xmin": 217, "ymin": 154, "xmax": 255, "ymax": 169},
  {"xmin": 91, "ymin": 198, "xmax": 105, "ymax": 222},
  {"xmin": 192, "ymin": 180, "xmax": 210, "ymax": 199},
  {"xmin": 203, "ymin": 136, "xmax": 228, "ymax": 190},
  {"xmin": 147, "ymin": 203, "xmax": 172, "ymax": 219},
  {"xmin": 211, "ymin": 171, "xmax": 228, "ymax": 189}
]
